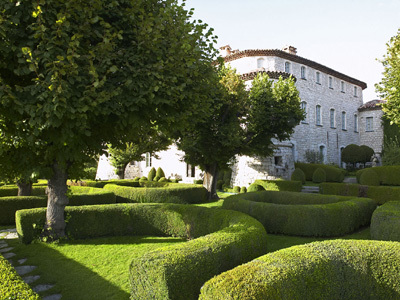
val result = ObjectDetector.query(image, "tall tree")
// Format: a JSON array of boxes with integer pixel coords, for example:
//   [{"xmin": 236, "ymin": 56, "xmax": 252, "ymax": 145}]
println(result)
[
  {"xmin": 176, "ymin": 66, "xmax": 304, "ymax": 199},
  {"xmin": 0, "ymin": 0, "xmax": 216, "ymax": 239},
  {"xmin": 376, "ymin": 28, "xmax": 400, "ymax": 124}
]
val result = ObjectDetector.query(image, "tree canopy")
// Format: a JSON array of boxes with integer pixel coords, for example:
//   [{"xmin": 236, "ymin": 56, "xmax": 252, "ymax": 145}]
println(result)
[{"xmin": 0, "ymin": 0, "xmax": 217, "ymax": 239}]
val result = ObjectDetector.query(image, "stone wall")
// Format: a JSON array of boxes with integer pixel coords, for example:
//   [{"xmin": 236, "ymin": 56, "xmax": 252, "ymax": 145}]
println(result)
[{"xmin": 359, "ymin": 108, "xmax": 384, "ymax": 156}]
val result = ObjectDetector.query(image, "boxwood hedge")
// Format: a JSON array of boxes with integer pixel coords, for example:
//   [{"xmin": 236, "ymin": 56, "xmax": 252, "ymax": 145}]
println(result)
[
  {"xmin": 371, "ymin": 201, "xmax": 400, "ymax": 242},
  {"xmin": 68, "ymin": 179, "xmax": 141, "ymax": 188},
  {"xmin": 103, "ymin": 183, "xmax": 207, "ymax": 204},
  {"xmin": 253, "ymin": 179, "xmax": 302, "ymax": 192},
  {"xmin": 0, "ymin": 185, "xmax": 46, "ymax": 197},
  {"xmin": 0, "ymin": 187, "xmax": 115, "ymax": 225},
  {"xmin": 320, "ymin": 182, "xmax": 400, "ymax": 205},
  {"xmin": 199, "ymin": 240, "xmax": 400, "ymax": 300},
  {"xmin": 0, "ymin": 254, "xmax": 40, "ymax": 300},
  {"xmin": 16, "ymin": 203, "xmax": 267, "ymax": 299},
  {"xmin": 295, "ymin": 162, "xmax": 345, "ymax": 182},
  {"xmin": 222, "ymin": 191, "xmax": 377, "ymax": 236},
  {"xmin": 356, "ymin": 165, "xmax": 400, "ymax": 186}
]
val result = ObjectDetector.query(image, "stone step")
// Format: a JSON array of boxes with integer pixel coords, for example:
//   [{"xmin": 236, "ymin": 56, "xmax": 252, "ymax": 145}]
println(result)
[
  {"xmin": 15, "ymin": 265, "xmax": 37, "ymax": 276},
  {"xmin": 43, "ymin": 294, "xmax": 62, "ymax": 300},
  {"xmin": 33, "ymin": 284, "xmax": 55, "ymax": 293}
]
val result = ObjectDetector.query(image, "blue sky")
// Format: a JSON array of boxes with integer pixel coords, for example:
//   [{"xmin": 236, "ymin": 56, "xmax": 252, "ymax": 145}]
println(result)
[{"xmin": 184, "ymin": 0, "xmax": 400, "ymax": 102}]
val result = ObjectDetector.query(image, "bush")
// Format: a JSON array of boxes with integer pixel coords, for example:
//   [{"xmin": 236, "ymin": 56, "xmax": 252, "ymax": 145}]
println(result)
[
  {"xmin": 342, "ymin": 144, "xmax": 363, "ymax": 165},
  {"xmin": 371, "ymin": 201, "xmax": 400, "ymax": 241},
  {"xmin": 247, "ymin": 184, "xmax": 265, "ymax": 192},
  {"xmin": 233, "ymin": 186, "xmax": 240, "ymax": 193},
  {"xmin": 359, "ymin": 168, "xmax": 380, "ymax": 186},
  {"xmin": 156, "ymin": 167, "xmax": 165, "ymax": 179},
  {"xmin": 68, "ymin": 179, "xmax": 140, "ymax": 188},
  {"xmin": 158, "ymin": 177, "xmax": 168, "ymax": 183},
  {"xmin": 0, "ymin": 185, "xmax": 46, "ymax": 197},
  {"xmin": 153, "ymin": 175, "xmax": 160, "ymax": 182},
  {"xmin": 199, "ymin": 240, "xmax": 400, "ymax": 300},
  {"xmin": 357, "ymin": 165, "xmax": 400, "ymax": 186},
  {"xmin": 193, "ymin": 179, "xmax": 203, "ymax": 184},
  {"xmin": 291, "ymin": 168, "xmax": 306, "ymax": 184},
  {"xmin": 222, "ymin": 191, "xmax": 377, "ymax": 236},
  {"xmin": 360, "ymin": 145, "xmax": 375, "ymax": 163},
  {"xmin": 216, "ymin": 180, "xmax": 224, "ymax": 190},
  {"xmin": 240, "ymin": 187, "xmax": 247, "ymax": 193},
  {"xmin": 16, "ymin": 203, "xmax": 267, "ymax": 300},
  {"xmin": 304, "ymin": 149, "xmax": 323, "ymax": 164},
  {"xmin": 147, "ymin": 168, "xmax": 156, "ymax": 181},
  {"xmin": 103, "ymin": 184, "xmax": 207, "ymax": 204},
  {"xmin": 312, "ymin": 168, "xmax": 326, "ymax": 183},
  {"xmin": 133, "ymin": 177, "xmax": 140, "ymax": 182},
  {"xmin": 295, "ymin": 162, "xmax": 345, "ymax": 182},
  {"xmin": 0, "ymin": 254, "xmax": 40, "ymax": 299},
  {"xmin": 254, "ymin": 180, "xmax": 303, "ymax": 192}
]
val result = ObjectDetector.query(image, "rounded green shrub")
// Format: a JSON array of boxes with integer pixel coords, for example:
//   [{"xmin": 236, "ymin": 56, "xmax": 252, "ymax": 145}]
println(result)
[
  {"xmin": 371, "ymin": 201, "xmax": 400, "ymax": 241},
  {"xmin": 240, "ymin": 187, "xmax": 247, "ymax": 193},
  {"xmin": 133, "ymin": 177, "xmax": 140, "ymax": 182},
  {"xmin": 156, "ymin": 167, "xmax": 165, "ymax": 179},
  {"xmin": 291, "ymin": 168, "xmax": 306, "ymax": 184},
  {"xmin": 247, "ymin": 184, "xmax": 265, "ymax": 193},
  {"xmin": 359, "ymin": 168, "xmax": 380, "ymax": 186},
  {"xmin": 312, "ymin": 168, "xmax": 326, "ymax": 183},
  {"xmin": 200, "ymin": 240, "xmax": 400, "ymax": 300},
  {"xmin": 140, "ymin": 176, "xmax": 147, "ymax": 181},
  {"xmin": 233, "ymin": 186, "xmax": 240, "ymax": 193},
  {"xmin": 147, "ymin": 168, "xmax": 156, "ymax": 181},
  {"xmin": 158, "ymin": 177, "xmax": 168, "ymax": 182},
  {"xmin": 360, "ymin": 145, "xmax": 375, "ymax": 163},
  {"xmin": 295, "ymin": 163, "xmax": 345, "ymax": 183},
  {"xmin": 153, "ymin": 175, "xmax": 160, "ymax": 182}
]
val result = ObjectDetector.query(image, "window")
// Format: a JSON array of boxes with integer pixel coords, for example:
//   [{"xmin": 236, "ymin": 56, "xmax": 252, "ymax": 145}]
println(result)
[
  {"xmin": 330, "ymin": 109, "xmax": 335, "ymax": 128},
  {"xmin": 301, "ymin": 66, "xmax": 306, "ymax": 79},
  {"xmin": 274, "ymin": 156, "xmax": 283, "ymax": 166},
  {"xmin": 341, "ymin": 81, "xmax": 345, "ymax": 92},
  {"xmin": 366, "ymin": 117, "xmax": 374, "ymax": 132},
  {"xmin": 145, "ymin": 152, "xmax": 152, "ymax": 167},
  {"xmin": 316, "ymin": 105, "xmax": 322, "ymax": 126},
  {"xmin": 341, "ymin": 111, "xmax": 346, "ymax": 130},
  {"xmin": 319, "ymin": 145, "xmax": 326, "ymax": 163},
  {"xmin": 354, "ymin": 114, "xmax": 358, "ymax": 132},
  {"xmin": 257, "ymin": 58, "xmax": 264, "ymax": 68},
  {"xmin": 186, "ymin": 164, "xmax": 195, "ymax": 177},
  {"xmin": 301, "ymin": 101, "xmax": 307, "ymax": 123},
  {"xmin": 354, "ymin": 86, "xmax": 358, "ymax": 97},
  {"xmin": 329, "ymin": 77, "xmax": 333, "ymax": 89},
  {"xmin": 285, "ymin": 61, "xmax": 291, "ymax": 73},
  {"xmin": 316, "ymin": 72, "xmax": 321, "ymax": 84}
]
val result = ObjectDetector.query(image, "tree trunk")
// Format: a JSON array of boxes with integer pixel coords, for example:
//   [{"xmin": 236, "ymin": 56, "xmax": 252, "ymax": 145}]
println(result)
[
  {"xmin": 116, "ymin": 167, "xmax": 125, "ymax": 179},
  {"xmin": 17, "ymin": 180, "xmax": 32, "ymax": 196},
  {"xmin": 43, "ymin": 162, "xmax": 69, "ymax": 241},
  {"xmin": 203, "ymin": 164, "xmax": 219, "ymax": 201}
]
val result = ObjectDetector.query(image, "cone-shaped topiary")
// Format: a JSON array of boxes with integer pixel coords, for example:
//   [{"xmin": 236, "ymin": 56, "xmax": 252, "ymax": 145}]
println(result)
[
  {"xmin": 147, "ymin": 167, "xmax": 156, "ymax": 181},
  {"xmin": 240, "ymin": 186, "xmax": 247, "ymax": 193},
  {"xmin": 233, "ymin": 186, "xmax": 240, "ymax": 193},
  {"xmin": 360, "ymin": 168, "xmax": 380, "ymax": 186},
  {"xmin": 312, "ymin": 168, "xmax": 326, "ymax": 183},
  {"xmin": 247, "ymin": 184, "xmax": 265, "ymax": 192},
  {"xmin": 291, "ymin": 168, "xmax": 306, "ymax": 184},
  {"xmin": 156, "ymin": 167, "xmax": 165, "ymax": 179}
]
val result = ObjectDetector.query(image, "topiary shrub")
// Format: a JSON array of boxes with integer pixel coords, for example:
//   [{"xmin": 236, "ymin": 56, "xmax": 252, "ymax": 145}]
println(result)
[
  {"xmin": 233, "ymin": 186, "xmax": 240, "ymax": 193},
  {"xmin": 147, "ymin": 168, "xmax": 156, "ymax": 181},
  {"xmin": 156, "ymin": 167, "xmax": 165, "ymax": 179},
  {"xmin": 247, "ymin": 184, "xmax": 265, "ymax": 193},
  {"xmin": 153, "ymin": 175, "xmax": 160, "ymax": 182},
  {"xmin": 158, "ymin": 177, "xmax": 168, "ymax": 183},
  {"xmin": 199, "ymin": 240, "xmax": 400, "ymax": 300},
  {"xmin": 295, "ymin": 163, "xmax": 345, "ymax": 183},
  {"xmin": 240, "ymin": 187, "xmax": 247, "ymax": 193},
  {"xmin": 133, "ymin": 177, "xmax": 140, "ymax": 182},
  {"xmin": 193, "ymin": 179, "xmax": 203, "ymax": 184},
  {"xmin": 371, "ymin": 201, "xmax": 400, "ymax": 242},
  {"xmin": 254, "ymin": 180, "xmax": 302, "ymax": 192},
  {"xmin": 360, "ymin": 145, "xmax": 375, "ymax": 164},
  {"xmin": 291, "ymin": 168, "xmax": 306, "ymax": 184},
  {"xmin": 359, "ymin": 168, "xmax": 380, "ymax": 186},
  {"xmin": 312, "ymin": 168, "xmax": 326, "ymax": 183}
]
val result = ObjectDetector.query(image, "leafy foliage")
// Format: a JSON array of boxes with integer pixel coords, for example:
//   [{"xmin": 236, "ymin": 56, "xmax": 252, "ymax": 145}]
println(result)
[
  {"xmin": 342, "ymin": 144, "xmax": 375, "ymax": 165},
  {"xmin": 304, "ymin": 149, "xmax": 324, "ymax": 164}
]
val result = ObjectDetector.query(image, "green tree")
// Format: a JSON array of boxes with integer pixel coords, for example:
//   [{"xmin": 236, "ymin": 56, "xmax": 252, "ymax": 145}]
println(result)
[
  {"xmin": 0, "ymin": 0, "xmax": 216, "ymax": 239},
  {"xmin": 176, "ymin": 66, "xmax": 304, "ymax": 199},
  {"xmin": 376, "ymin": 29, "xmax": 400, "ymax": 124}
]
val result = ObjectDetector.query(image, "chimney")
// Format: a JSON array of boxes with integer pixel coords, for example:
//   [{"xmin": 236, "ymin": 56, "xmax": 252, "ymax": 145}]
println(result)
[
  {"xmin": 219, "ymin": 45, "xmax": 232, "ymax": 57},
  {"xmin": 282, "ymin": 45, "xmax": 297, "ymax": 55}
]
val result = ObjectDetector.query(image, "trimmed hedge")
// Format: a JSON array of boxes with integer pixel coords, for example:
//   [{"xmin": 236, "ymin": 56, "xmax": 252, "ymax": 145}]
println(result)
[
  {"xmin": 371, "ymin": 201, "xmax": 400, "ymax": 241},
  {"xmin": 357, "ymin": 165, "xmax": 400, "ymax": 186},
  {"xmin": 0, "ymin": 185, "xmax": 46, "ymax": 197},
  {"xmin": 253, "ymin": 179, "xmax": 302, "ymax": 192},
  {"xmin": 103, "ymin": 184, "xmax": 207, "ymax": 204},
  {"xmin": 320, "ymin": 182, "xmax": 400, "ymax": 205},
  {"xmin": 0, "ymin": 254, "xmax": 40, "ymax": 300},
  {"xmin": 16, "ymin": 203, "xmax": 267, "ymax": 300},
  {"xmin": 222, "ymin": 191, "xmax": 377, "ymax": 236},
  {"xmin": 291, "ymin": 168, "xmax": 305, "ymax": 184},
  {"xmin": 359, "ymin": 168, "xmax": 380, "ymax": 186},
  {"xmin": 0, "ymin": 187, "xmax": 115, "ymax": 225},
  {"xmin": 312, "ymin": 168, "xmax": 326, "ymax": 183},
  {"xmin": 68, "ymin": 179, "xmax": 140, "ymax": 188},
  {"xmin": 295, "ymin": 162, "xmax": 345, "ymax": 182},
  {"xmin": 199, "ymin": 239, "xmax": 400, "ymax": 300}
]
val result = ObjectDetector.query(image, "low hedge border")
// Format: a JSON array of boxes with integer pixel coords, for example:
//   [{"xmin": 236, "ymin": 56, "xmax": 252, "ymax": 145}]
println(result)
[
  {"xmin": 356, "ymin": 165, "xmax": 400, "ymax": 186},
  {"xmin": 0, "ymin": 186, "xmax": 46, "ymax": 197},
  {"xmin": 68, "ymin": 179, "xmax": 141, "ymax": 188},
  {"xmin": 199, "ymin": 239, "xmax": 400, "ymax": 299},
  {"xmin": 320, "ymin": 182, "xmax": 400, "ymax": 205},
  {"xmin": 371, "ymin": 201, "xmax": 400, "ymax": 242},
  {"xmin": 0, "ymin": 187, "xmax": 115, "ymax": 225},
  {"xmin": 16, "ymin": 203, "xmax": 268, "ymax": 300},
  {"xmin": 103, "ymin": 183, "xmax": 207, "ymax": 204},
  {"xmin": 295, "ymin": 162, "xmax": 345, "ymax": 182},
  {"xmin": 222, "ymin": 191, "xmax": 377, "ymax": 236},
  {"xmin": 0, "ymin": 254, "xmax": 40, "ymax": 300},
  {"xmin": 253, "ymin": 179, "xmax": 302, "ymax": 192}
]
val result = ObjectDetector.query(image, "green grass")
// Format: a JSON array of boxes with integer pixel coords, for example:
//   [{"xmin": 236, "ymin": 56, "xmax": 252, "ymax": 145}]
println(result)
[{"xmin": 7, "ymin": 236, "xmax": 185, "ymax": 299}]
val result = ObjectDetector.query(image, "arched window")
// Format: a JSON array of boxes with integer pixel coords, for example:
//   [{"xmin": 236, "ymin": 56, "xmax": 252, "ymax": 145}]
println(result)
[
  {"xmin": 330, "ymin": 109, "xmax": 335, "ymax": 128},
  {"xmin": 285, "ymin": 61, "xmax": 291, "ymax": 73},
  {"xmin": 301, "ymin": 66, "xmax": 306, "ymax": 79},
  {"xmin": 257, "ymin": 58, "xmax": 264, "ymax": 68},
  {"xmin": 316, "ymin": 105, "xmax": 322, "ymax": 126},
  {"xmin": 301, "ymin": 101, "xmax": 307, "ymax": 123},
  {"xmin": 341, "ymin": 111, "xmax": 347, "ymax": 130}
]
